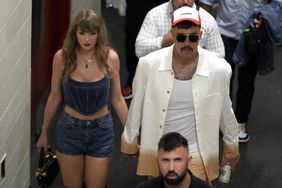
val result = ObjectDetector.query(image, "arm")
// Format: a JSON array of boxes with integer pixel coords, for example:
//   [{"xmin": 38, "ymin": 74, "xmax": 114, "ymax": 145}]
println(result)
[
  {"xmin": 121, "ymin": 57, "xmax": 148, "ymax": 154},
  {"xmin": 219, "ymin": 61, "xmax": 240, "ymax": 170},
  {"xmin": 108, "ymin": 49, "xmax": 128, "ymax": 126},
  {"xmin": 36, "ymin": 50, "xmax": 64, "ymax": 151},
  {"xmin": 135, "ymin": 10, "xmax": 172, "ymax": 58},
  {"xmin": 199, "ymin": 7, "xmax": 225, "ymax": 58}
]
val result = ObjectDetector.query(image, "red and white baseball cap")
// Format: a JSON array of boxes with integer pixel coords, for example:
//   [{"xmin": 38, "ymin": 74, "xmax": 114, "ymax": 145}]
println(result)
[{"xmin": 172, "ymin": 6, "xmax": 201, "ymax": 26}]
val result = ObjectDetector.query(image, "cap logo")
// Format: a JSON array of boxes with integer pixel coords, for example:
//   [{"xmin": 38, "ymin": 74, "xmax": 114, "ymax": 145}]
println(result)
[{"xmin": 181, "ymin": 13, "xmax": 192, "ymax": 16}]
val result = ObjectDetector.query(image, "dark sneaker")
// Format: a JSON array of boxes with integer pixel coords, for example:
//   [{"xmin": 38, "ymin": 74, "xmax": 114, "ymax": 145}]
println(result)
[
  {"xmin": 122, "ymin": 86, "xmax": 133, "ymax": 100},
  {"xmin": 238, "ymin": 123, "xmax": 250, "ymax": 143}
]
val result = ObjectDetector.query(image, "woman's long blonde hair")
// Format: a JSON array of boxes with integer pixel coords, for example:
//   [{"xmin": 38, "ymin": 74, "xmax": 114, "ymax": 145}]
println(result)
[{"xmin": 61, "ymin": 9, "xmax": 111, "ymax": 79}]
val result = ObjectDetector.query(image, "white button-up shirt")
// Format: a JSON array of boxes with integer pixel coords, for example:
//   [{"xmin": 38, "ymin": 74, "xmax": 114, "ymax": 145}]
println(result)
[{"xmin": 121, "ymin": 45, "xmax": 239, "ymax": 181}]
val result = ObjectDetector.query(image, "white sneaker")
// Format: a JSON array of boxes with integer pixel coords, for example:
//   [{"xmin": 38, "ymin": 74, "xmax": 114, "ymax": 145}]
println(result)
[{"xmin": 238, "ymin": 123, "xmax": 250, "ymax": 143}]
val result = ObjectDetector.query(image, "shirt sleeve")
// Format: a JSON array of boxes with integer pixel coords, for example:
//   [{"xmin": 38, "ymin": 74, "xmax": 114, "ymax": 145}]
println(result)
[
  {"xmin": 121, "ymin": 57, "xmax": 149, "ymax": 154},
  {"xmin": 219, "ymin": 60, "xmax": 239, "ymax": 158},
  {"xmin": 135, "ymin": 10, "xmax": 163, "ymax": 58},
  {"xmin": 199, "ymin": 8, "xmax": 225, "ymax": 58}
]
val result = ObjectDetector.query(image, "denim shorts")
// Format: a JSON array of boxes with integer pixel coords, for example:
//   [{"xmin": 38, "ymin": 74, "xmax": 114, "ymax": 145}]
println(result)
[{"xmin": 55, "ymin": 111, "xmax": 114, "ymax": 157}]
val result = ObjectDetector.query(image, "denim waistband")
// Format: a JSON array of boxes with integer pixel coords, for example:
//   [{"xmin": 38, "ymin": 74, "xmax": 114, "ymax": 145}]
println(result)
[{"xmin": 61, "ymin": 110, "xmax": 111, "ymax": 126}]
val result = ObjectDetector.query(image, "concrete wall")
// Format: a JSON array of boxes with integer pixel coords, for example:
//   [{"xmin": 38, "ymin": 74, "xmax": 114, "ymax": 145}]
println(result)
[
  {"xmin": 0, "ymin": 0, "xmax": 31, "ymax": 187},
  {"xmin": 71, "ymin": 0, "xmax": 101, "ymax": 21}
]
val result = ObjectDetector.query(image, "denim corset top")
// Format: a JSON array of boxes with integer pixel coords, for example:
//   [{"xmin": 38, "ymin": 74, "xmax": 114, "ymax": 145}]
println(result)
[{"xmin": 63, "ymin": 75, "xmax": 110, "ymax": 115}]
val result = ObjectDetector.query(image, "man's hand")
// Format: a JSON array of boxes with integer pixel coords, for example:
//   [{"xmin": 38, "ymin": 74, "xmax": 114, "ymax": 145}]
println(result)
[
  {"xmin": 251, "ymin": 14, "xmax": 263, "ymax": 28},
  {"xmin": 162, "ymin": 32, "xmax": 174, "ymax": 48},
  {"xmin": 221, "ymin": 155, "xmax": 240, "ymax": 171}
]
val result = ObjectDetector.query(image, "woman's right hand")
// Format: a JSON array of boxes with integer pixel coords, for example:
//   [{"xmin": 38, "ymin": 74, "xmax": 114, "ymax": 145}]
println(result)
[{"xmin": 36, "ymin": 131, "xmax": 48, "ymax": 152}]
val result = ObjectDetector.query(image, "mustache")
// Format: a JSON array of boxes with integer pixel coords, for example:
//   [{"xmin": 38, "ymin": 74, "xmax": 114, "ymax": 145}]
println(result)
[
  {"xmin": 166, "ymin": 171, "xmax": 178, "ymax": 177},
  {"xmin": 181, "ymin": 3, "xmax": 192, "ymax": 7},
  {"xmin": 181, "ymin": 46, "xmax": 192, "ymax": 50}
]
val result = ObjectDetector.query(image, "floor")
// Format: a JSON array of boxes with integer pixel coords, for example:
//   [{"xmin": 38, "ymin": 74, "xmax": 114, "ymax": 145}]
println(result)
[{"xmin": 30, "ymin": 4, "xmax": 282, "ymax": 188}]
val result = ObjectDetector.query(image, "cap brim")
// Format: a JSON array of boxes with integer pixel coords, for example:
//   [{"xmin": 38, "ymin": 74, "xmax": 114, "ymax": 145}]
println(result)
[{"xmin": 172, "ymin": 18, "xmax": 201, "ymax": 26}]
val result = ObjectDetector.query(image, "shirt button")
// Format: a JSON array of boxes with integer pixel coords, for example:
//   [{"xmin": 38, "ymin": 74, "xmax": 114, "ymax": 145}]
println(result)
[
  {"xmin": 167, "ymin": 90, "xmax": 170, "ymax": 94},
  {"xmin": 160, "ymin": 125, "xmax": 163, "ymax": 128},
  {"xmin": 163, "ymin": 109, "xmax": 166, "ymax": 112}
]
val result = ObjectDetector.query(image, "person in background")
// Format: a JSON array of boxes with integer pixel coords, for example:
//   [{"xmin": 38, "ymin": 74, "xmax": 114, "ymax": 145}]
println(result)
[
  {"xmin": 135, "ymin": 132, "xmax": 212, "ymax": 188},
  {"xmin": 135, "ymin": 0, "xmax": 225, "ymax": 59},
  {"xmin": 36, "ymin": 9, "xmax": 128, "ymax": 188},
  {"xmin": 121, "ymin": 6, "xmax": 239, "ymax": 183},
  {"xmin": 122, "ymin": 0, "xmax": 167, "ymax": 99},
  {"xmin": 199, "ymin": 0, "xmax": 269, "ymax": 143}
]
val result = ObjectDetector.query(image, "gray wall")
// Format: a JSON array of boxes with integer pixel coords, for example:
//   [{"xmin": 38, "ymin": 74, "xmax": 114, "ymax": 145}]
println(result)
[{"xmin": 0, "ymin": 0, "xmax": 32, "ymax": 187}]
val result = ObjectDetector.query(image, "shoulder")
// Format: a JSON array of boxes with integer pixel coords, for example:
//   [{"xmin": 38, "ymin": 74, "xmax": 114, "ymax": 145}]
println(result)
[
  {"xmin": 107, "ymin": 48, "xmax": 120, "ymax": 68},
  {"xmin": 108, "ymin": 48, "xmax": 119, "ymax": 62},
  {"xmin": 147, "ymin": 2, "xmax": 169, "ymax": 16},
  {"xmin": 135, "ymin": 181, "xmax": 150, "ymax": 188},
  {"xmin": 54, "ymin": 49, "xmax": 63, "ymax": 60},
  {"xmin": 190, "ymin": 173, "xmax": 212, "ymax": 188},
  {"xmin": 199, "ymin": 48, "xmax": 231, "ymax": 71},
  {"xmin": 53, "ymin": 49, "xmax": 64, "ymax": 68},
  {"xmin": 199, "ymin": 48, "xmax": 227, "ymax": 64},
  {"xmin": 139, "ymin": 46, "xmax": 170, "ymax": 68},
  {"xmin": 198, "ymin": 7, "xmax": 214, "ymax": 19},
  {"xmin": 198, "ymin": 7, "xmax": 217, "ymax": 28},
  {"xmin": 191, "ymin": 176, "xmax": 212, "ymax": 188},
  {"xmin": 142, "ymin": 46, "xmax": 170, "ymax": 61},
  {"xmin": 135, "ymin": 176, "xmax": 163, "ymax": 188}
]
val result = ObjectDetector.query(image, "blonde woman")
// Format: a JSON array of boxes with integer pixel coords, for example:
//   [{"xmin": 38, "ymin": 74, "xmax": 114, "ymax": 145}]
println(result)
[{"xmin": 36, "ymin": 9, "xmax": 128, "ymax": 188}]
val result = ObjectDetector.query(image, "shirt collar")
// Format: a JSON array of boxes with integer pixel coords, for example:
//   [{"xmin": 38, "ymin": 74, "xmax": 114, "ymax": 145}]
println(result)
[
  {"xmin": 195, "ymin": 47, "xmax": 209, "ymax": 77},
  {"xmin": 158, "ymin": 45, "xmax": 209, "ymax": 78},
  {"xmin": 158, "ymin": 45, "xmax": 174, "ymax": 71}
]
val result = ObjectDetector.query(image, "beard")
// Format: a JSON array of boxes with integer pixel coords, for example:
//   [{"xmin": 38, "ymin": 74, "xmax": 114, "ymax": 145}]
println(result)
[{"xmin": 163, "ymin": 170, "xmax": 187, "ymax": 186}]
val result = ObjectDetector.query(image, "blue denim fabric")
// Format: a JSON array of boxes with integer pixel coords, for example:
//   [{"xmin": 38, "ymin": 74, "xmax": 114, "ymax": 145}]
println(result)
[
  {"xmin": 63, "ymin": 75, "xmax": 110, "ymax": 115},
  {"xmin": 55, "ymin": 111, "xmax": 114, "ymax": 157},
  {"xmin": 232, "ymin": 25, "xmax": 274, "ymax": 75},
  {"xmin": 232, "ymin": 1, "xmax": 282, "ymax": 75},
  {"xmin": 258, "ymin": 1, "xmax": 282, "ymax": 45}
]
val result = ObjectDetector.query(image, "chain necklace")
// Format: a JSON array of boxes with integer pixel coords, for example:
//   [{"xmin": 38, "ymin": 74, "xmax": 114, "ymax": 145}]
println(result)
[{"xmin": 82, "ymin": 55, "xmax": 95, "ymax": 69}]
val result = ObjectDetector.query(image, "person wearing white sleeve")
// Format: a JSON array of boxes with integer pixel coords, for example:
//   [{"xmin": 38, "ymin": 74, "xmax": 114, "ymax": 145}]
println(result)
[
  {"xmin": 122, "ymin": 0, "xmax": 167, "ymax": 100},
  {"xmin": 135, "ymin": 0, "xmax": 225, "ymax": 59},
  {"xmin": 121, "ymin": 6, "xmax": 239, "ymax": 184}
]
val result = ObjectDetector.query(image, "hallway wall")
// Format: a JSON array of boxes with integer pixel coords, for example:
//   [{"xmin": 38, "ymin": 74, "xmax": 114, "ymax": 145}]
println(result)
[
  {"xmin": 0, "ymin": 0, "xmax": 32, "ymax": 187},
  {"xmin": 71, "ymin": 0, "xmax": 101, "ymax": 21}
]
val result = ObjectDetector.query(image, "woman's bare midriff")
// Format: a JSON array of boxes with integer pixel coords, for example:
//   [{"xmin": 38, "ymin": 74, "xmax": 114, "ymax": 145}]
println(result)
[{"xmin": 64, "ymin": 105, "xmax": 109, "ymax": 120}]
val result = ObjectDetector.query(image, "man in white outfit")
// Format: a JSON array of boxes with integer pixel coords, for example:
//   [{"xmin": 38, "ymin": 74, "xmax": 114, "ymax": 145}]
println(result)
[{"xmin": 121, "ymin": 6, "xmax": 239, "ymax": 183}]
